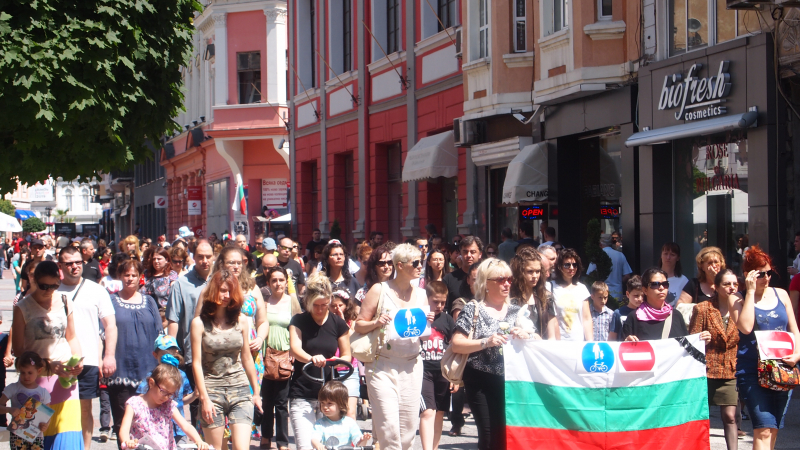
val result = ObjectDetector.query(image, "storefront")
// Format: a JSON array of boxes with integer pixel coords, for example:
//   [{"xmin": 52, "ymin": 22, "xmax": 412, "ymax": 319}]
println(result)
[{"xmin": 628, "ymin": 33, "xmax": 786, "ymax": 273}]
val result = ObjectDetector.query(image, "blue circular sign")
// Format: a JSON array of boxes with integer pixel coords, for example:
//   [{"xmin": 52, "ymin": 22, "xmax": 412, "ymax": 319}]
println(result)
[
  {"xmin": 581, "ymin": 342, "xmax": 614, "ymax": 373},
  {"xmin": 393, "ymin": 308, "xmax": 427, "ymax": 338}
]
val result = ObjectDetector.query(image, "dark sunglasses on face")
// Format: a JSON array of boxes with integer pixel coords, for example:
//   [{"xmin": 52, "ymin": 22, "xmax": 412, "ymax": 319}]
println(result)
[
  {"xmin": 489, "ymin": 277, "xmax": 514, "ymax": 284},
  {"xmin": 409, "ymin": 259, "xmax": 422, "ymax": 268},
  {"xmin": 172, "ymin": 260, "xmax": 184, "ymax": 265},
  {"xmin": 38, "ymin": 283, "xmax": 61, "ymax": 291},
  {"xmin": 562, "ymin": 263, "xmax": 577, "ymax": 269},
  {"xmin": 757, "ymin": 270, "xmax": 776, "ymax": 279},
  {"xmin": 61, "ymin": 261, "xmax": 82, "ymax": 267},
  {"xmin": 376, "ymin": 260, "xmax": 393, "ymax": 268},
  {"xmin": 647, "ymin": 281, "xmax": 670, "ymax": 290}
]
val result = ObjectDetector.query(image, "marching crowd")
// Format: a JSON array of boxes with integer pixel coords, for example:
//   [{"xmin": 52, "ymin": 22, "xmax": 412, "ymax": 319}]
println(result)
[{"xmin": 0, "ymin": 224, "xmax": 799, "ymax": 450}]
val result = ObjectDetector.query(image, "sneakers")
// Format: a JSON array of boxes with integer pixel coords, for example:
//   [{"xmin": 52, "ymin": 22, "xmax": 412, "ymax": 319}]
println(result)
[
  {"xmin": 110, "ymin": 431, "xmax": 117, "ymax": 441},
  {"xmin": 98, "ymin": 429, "xmax": 109, "ymax": 443}
]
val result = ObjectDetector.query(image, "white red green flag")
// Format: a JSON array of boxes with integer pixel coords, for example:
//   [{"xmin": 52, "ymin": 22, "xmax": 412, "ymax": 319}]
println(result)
[
  {"xmin": 232, "ymin": 173, "xmax": 246, "ymax": 214},
  {"xmin": 504, "ymin": 334, "xmax": 709, "ymax": 449}
]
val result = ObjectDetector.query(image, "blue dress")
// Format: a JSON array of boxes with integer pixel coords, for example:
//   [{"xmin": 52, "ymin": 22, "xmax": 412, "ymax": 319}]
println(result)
[
  {"xmin": 736, "ymin": 288, "xmax": 794, "ymax": 430},
  {"xmin": 107, "ymin": 293, "xmax": 163, "ymax": 387}
]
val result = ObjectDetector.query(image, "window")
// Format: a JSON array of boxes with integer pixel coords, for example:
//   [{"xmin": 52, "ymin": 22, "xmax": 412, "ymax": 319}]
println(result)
[
  {"xmin": 598, "ymin": 0, "xmax": 612, "ymax": 20},
  {"xmin": 343, "ymin": 0, "xmax": 352, "ymax": 72},
  {"xmin": 237, "ymin": 52, "xmax": 261, "ymax": 104},
  {"xmin": 81, "ymin": 189, "xmax": 90, "ymax": 212},
  {"xmin": 387, "ymin": 143, "xmax": 403, "ymax": 242},
  {"xmin": 206, "ymin": 178, "xmax": 229, "ymax": 238},
  {"xmin": 311, "ymin": 0, "xmax": 316, "ymax": 88},
  {"xmin": 438, "ymin": 0, "xmax": 456, "ymax": 31},
  {"xmin": 65, "ymin": 189, "xmax": 73, "ymax": 211},
  {"xmin": 479, "ymin": 0, "xmax": 489, "ymax": 58},
  {"xmin": 514, "ymin": 0, "xmax": 526, "ymax": 52},
  {"xmin": 553, "ymin": 0, "xmax": 568, "ymax": 33},
  {"xmin": 387, "ymin": 0, "xmax": 401, "ymax": 54},
  {"xmin": 668, "ymin": 0, "xmax": 762, "ymax": 56}
]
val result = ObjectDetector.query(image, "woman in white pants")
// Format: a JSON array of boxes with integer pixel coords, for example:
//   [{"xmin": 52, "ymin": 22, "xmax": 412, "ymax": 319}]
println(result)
[{"xmin": 355, "ymin": 243, "xmax": 433, "ymax": 450}]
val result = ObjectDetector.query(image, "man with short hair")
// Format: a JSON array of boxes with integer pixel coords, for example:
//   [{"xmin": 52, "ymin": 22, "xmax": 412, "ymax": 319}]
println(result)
[
  {"xmin": 278, "ymin": 237, "xmax": 306, "ymax": 296},
  {"xmin": 443, "ymin": 236, "xmax": 484, "ymax": 311},
  {"xmin": 20, "ymin": 238, "xmax": 49, "ymax": 286},
  {"xmin": 57, "ymin": 247, "xmax": 117, "ymax": 449},
  {"xmin": 497, "ymin": 227, "xmax": 519, "ymax": 263},
  {"xmin": 255, "ymin": 253, "xmax": 300, "ymax": 304},
  {"xmin": 538, "ymin": 244, "xmax": 558, "ymax": 282},
  {"xmin": 235, "ymin": 233, "xmax": 257, "ymax": 273},
  {"xmin": 517, "ymin": 221, "xmax": 538, "ymax": 247},
  {"xmin": 541, "ymin": 227, "xmax": 557, "ymax": 247},
  {"xmin": 80, "ymin": 238, "xmax": 102, "ymax": 283},
  {"xmin": 430, "ymin": 234, "xmax": 444, "ymax": 252},
  {"xmin": 369, "ymin": 231, "xmax": 384, "ymax": 248},
  {"xmin": 253, "ymin": 234, "xmax": 266, "ymax": 263},
  {"xmin": 305, "ymin": 228, "xmax": 323, "ymax": 259}
]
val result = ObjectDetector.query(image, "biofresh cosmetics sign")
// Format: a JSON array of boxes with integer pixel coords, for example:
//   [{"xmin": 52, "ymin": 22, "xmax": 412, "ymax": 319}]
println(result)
[{"xmin": 658, "ymin": 61, "xmax": 732, "ymax": 121}]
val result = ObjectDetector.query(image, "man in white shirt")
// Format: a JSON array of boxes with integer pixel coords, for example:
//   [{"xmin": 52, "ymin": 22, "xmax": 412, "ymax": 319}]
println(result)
[
  {"xmin": 57, "ymin": 247, "xmax": 117, "ymax": 449},
  {"xmin": 586, "ymin": 234, "xmax": 633, "ymax": 301}
]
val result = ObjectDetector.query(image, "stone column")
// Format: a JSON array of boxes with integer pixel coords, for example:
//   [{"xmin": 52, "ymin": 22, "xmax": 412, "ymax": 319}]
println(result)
[
  {"xmin": 213, "ymin": 13, "xmax": 228, "ymax": 106},
  {"xmin": 265, "ymin": 7, "xmax": 288, "ymax": 105}
]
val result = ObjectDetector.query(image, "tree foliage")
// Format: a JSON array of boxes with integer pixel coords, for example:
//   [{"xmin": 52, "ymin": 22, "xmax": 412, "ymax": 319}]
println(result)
[
  {"xmin": 0, "ymin": 0, "xmax": 201, "ymax": 194},
  {"xmin": 22, "ymin": 217, "xmax": 46, "ymax": 233},
  {"xmin": 0, "ymin": 199, "xmax": 15, "ymax": 216}
]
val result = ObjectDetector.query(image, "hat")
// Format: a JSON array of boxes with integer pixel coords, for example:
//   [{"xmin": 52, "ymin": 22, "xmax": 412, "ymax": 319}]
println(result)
[
  {"xmin": 178, "ymin": 226, "xmax": 194, "ymax": 239},
  {"xmin": 30, "ymin": 238, "xmax": 44, "ymax": 247},
  {"xmin": 264, "ymin": 237, "xmax": 277, "ymax": 251},
  {"xmin": 153, "ymin": 335, "xmax": 180, "ymax": 352}
]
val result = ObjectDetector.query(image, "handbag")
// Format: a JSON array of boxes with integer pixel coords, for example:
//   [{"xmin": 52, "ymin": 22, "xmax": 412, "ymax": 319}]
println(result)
[
  {"xmin": 758, "ymin": 359, "xmax": 800, "ymax": 391},
  {"xmin": 263, "ymin": 346, "xmax": 294, "ymax": 381},
  {"xmin": 441, "ymin": 300, "xmax": 479, "ymax": 386},
  {"xmin": 350, "ymin": 283, "xmax": 385, "ymax": 363}
]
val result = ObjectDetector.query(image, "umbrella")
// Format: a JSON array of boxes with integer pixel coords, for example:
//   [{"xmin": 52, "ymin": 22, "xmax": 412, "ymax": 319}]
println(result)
[{"xmin": 0, "ymin": 212, "xmax": 22, "ymax": 232}]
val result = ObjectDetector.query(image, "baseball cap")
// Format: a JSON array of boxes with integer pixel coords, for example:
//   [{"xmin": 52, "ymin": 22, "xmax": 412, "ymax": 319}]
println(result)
[
  {"xmin": 264, "ymin": 238, "xmax": 277, "ymax": 251},
  {"xmin": 30, "ymin": 238, "xmax": 44, "ymax": 247},
  {"xmin": 153, "ymin": 335, "xmax": 179, "ymax": 352}
]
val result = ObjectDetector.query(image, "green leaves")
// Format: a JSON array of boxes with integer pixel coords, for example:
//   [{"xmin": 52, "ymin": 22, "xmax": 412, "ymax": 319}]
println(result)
[{"xmin": 0, "ymin": 0, "xmax": 202, "ymax": 194}]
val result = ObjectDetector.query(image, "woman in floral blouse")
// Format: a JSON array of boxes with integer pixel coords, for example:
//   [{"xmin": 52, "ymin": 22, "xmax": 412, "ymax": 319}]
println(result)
[
  {"xmin": 689, "ymin": 268, "xmax": 740, "ymax": 450},
  {"xmin": 142, "ymin": 247, "xmax": 177, "ymax": 328}
]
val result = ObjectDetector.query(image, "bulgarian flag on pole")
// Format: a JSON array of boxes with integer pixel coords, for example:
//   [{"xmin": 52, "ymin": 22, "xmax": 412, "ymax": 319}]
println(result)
[
  {"xmin": 504, "ymin": 334, "xmax": 709, "ymax": 449},
  {"xmin": 232, "ymin": 173, "xmax": 246, "ymax": 214}
]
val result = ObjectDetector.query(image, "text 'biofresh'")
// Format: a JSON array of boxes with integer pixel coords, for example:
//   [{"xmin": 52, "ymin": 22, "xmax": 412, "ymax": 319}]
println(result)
[{"xmin": 658, "ymin": 61, "xmax": 731, "ymax": 121}]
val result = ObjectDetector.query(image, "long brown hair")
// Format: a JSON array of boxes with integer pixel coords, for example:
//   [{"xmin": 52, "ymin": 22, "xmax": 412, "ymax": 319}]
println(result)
[
  {"xmin": 199, "ymin": 269, "xmax": 244, "ymax": 325},
  {"xmin": 211, "ymin": 246, "xmax": 255, "ymax": 292},
  {"xmin": 510, "ymin": 247, "xmax": 547, "ymax": 310},
  {"xmin": 147, "ymin": 248, "xmax": 171, "ymax": 277}
]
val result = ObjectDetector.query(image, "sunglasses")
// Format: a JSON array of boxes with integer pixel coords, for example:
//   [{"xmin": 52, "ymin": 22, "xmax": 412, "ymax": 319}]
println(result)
[
  {"xmin": 37, "ymin": 283, "xmax": 61, "ymax": 291},
  {"xmin": 279, "ymin": 245, "xmax": 293, "ymax": 251},
  {"xmin": 489, "ymin": 277, "xmax": 514, "ymax": 284},
  {"xmin": 408, "ymin": 259, "xmax": 422, "ymax": 268},
  {"xmin": 172, "ymin": 260, "xmax": 184, "ymax": 265},
  {"xmin": 562, "ymin": 263, "xmax": 577, "ymax": 269},
  {"xmin": 757, "ymin": 270, "xmax": 776, "ymax": 279},
  {"xmin": 61, "ymin": 261, "xmax": 82, "ymax": 267},
  {"xmin": 647, "ymin": 281, "xmax": 670, "ymax": 290},
  {"xmin": 376, "ymin": 260, "xmax": 394, "ymax": 268}
]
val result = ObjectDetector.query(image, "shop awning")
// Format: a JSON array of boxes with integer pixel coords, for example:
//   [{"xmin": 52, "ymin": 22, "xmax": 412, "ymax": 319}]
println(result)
[
  {"xmin": 14, "ymin": 210, "xmax": 37, "ymax": 221},
  {"xmin": 0, "ymin": 212, "xmax": 23, "ymax": 232},
  {"xmin": 402, "ymin": 131, "xmax": 458, "ymax": 182},
  {"xmin": 625, "ymin": 110, "xmax": 758, "ymax": 147},
  {"xmin": 502, "ymin": 142, "xmax": 549, "ymax": 204}
]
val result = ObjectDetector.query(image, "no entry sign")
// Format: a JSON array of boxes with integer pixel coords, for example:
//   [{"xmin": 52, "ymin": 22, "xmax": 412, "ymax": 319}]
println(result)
[
  {"xmin": 755, "ymin": 331, "xmax": 796, "ymax": 360},
  {"xmin": 618, "ymin": 341, "xmax": 656, "ymax": 372}
]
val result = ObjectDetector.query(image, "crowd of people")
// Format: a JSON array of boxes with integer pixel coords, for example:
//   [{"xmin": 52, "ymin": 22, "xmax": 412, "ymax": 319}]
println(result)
[{"xmin": 0, "ymin": 224, "xmax": 798, "ymax": 450}]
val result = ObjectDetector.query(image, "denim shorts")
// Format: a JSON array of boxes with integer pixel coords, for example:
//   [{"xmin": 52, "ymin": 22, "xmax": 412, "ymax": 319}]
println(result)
[
  {"xmin": 200, "ymin": 384, "xmax": 254, "ymax": 429},
  {"xmin": 339, "ymin": 368, "xmax": 361, "ymax": 398},
  {"xmin": 737, "ymin": 375, "xmax": 792, "ymax": 430}
]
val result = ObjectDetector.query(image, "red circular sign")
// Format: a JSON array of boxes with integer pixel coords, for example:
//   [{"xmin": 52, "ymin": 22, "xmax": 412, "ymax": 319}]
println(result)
[
  {"xmin": 156, "ymin": 198, "xmax": 166, "ymax": 206},
  {"xmin": 757, "ymin": 331, "xmax": 795, "ymax": 359},
  {"xmin": 619, "ymin": 341, "xmax": 656, "ymax": 372}
]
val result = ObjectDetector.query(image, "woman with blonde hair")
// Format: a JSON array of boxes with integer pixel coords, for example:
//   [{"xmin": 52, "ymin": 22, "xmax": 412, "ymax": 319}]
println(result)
[
  {"xmin": 451, "ymin": 258, "xmax": 528, "ymax": 450},
  {"xmin": 678, "ymin": 246, "xmax": 726, "ymax": 305},
  {"xmin": 355, "ymin": 243, "xmax": 432, "ymax": 450},
  {"xmin": 119, "ymin": 235, "xmax": 141, "ymax": 260},
  {"xmin": 288, "ymin": 272, "xmax": 351, "ymax": 450}
]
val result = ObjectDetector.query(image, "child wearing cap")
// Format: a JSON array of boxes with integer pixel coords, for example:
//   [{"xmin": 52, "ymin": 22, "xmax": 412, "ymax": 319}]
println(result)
[{"xmin": 136, "ymin": 335, "xmax": 198, "ymax": 445}]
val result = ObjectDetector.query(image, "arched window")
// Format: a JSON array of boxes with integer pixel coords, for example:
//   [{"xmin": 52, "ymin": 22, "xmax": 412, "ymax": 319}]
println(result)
[
  {"xmin": 81, "ymin": 188, "xmax": 90, "ymax": 212},
  {"xmin": 65, "ymin": 189, "xmax": 73, "ymax": 211}
]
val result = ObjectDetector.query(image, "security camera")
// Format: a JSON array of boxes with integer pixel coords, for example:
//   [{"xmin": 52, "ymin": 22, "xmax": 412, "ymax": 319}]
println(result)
[{"xmin": 513, "ymin": 113, "xmax": 526, "ymax": 123}]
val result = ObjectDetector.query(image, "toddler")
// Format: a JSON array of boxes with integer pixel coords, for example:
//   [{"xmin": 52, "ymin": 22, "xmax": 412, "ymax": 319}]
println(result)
[
  {"xmin": 311, "ymin": 381, "xmax": 372, "ymax": 450},
  {"xmin": 0, "ymin": 352, "xmax": 51, "ymax": 450}
]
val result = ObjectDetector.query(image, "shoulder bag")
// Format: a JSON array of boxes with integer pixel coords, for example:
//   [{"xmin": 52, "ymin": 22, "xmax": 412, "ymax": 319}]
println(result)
[
  {"xmin": 350, "ymin": 282, "xmax": 385, "ymax": 363},
  {"xmin": 263, "ymin": 346, "xmax": 294, "ymax": 381},
  {"xmin": 441, "ymin": 301, "xmax": 479, "ymax": 386}
]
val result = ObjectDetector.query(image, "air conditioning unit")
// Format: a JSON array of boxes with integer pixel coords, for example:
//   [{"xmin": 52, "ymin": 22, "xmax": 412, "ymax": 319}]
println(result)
[
  {"xmin": 455, "ymin": 28, "xmax": 462, "ymax": 59},
  {"xmin": 454, "ymin": 118, "xmax": 486, "ymax": 146}
]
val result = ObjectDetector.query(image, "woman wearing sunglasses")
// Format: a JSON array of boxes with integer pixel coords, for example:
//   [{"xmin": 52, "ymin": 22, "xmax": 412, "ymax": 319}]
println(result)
[
  {"xmin": 621, "ymin": 268, "xmax": 692, "ymax": 341},
  {"xmin": 551, "ymin": 249, "xmax": 593, "ymax": 341},
  {"xmin": 355, "ymin": 243, "xmax": 432, "ymax": 450},
  {"xmin": 170, "ymin": 247, "xmax": 189, "ymax": 277},
  {"xmin": 12, "ymin": 261, "xmax": 85, "ymax": 450},
  {"xmin": 451, "ymin": 258, "xmax": 528, "ymax": 450},
  {"xmin": 689, "ymin": 268, "xmax": 740, "ymax": 450},
  {"xmin": 731, "ymin": 246, "xmax": 800, "ymax": 450}
]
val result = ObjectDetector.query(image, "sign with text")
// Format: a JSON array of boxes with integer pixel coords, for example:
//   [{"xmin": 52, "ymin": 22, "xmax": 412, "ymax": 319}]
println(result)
[
  {"xmin": 599, "ymin": 205, "xmax": 621, "ymax": 219},
  {"xmin": 187, "ymin": 186, "xmax": 202, "ymax": 216},
  {"xmin": 658, "ymin": 61, "xmax": 731, "ymax": 121},
  {"xmin": 54, "ymin": 223, "xmax": 76, "ymax": 237},
  {"xmin": 519, "ymin": 205, "xmax": 546, "ymax": 221},
  {"xmin": 262, "ymin": 178, "xmax": 288, "ymax": 208}
]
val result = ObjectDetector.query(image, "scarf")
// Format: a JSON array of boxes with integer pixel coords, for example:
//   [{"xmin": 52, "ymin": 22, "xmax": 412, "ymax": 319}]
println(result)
[{"xmin": 635, "ymin": 300, "xmax": 673, "ymax": 321}]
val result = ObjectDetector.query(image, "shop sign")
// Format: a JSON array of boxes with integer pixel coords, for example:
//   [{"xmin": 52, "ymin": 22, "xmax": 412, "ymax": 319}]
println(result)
[
  {"xmin": 658, "ymin": 61, "xmax": 731, "ymax": 121},
  {"xmin": 262, "ymin": 178, "xmax": 288, "ymax": 208},
  {"xmin": 519, "ymin": 205, "xmax": 546, "ymax": 220},
  {"xmin": 583, "ymin": 184, "xmax": 616, "ymax": 198},
  {"xmin": 187, "ymin": 186, "xmax": 202, "ymax": 216},
  {"xmin": 697, "ymin": 166, "xmax": 740, "ymax": 193},
  {"xmin": 154, "ymin": 196, "xmax": 167, "ymax": 209}
]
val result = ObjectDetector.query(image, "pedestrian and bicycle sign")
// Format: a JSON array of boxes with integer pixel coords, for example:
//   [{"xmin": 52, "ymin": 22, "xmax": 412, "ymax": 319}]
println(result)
[
  {"xmin": 386, "ymin": 307, "xmax": 431, "ymax": 340},
  {"xmin": 577, "ymin": 341, "xmax": 659, "ymax": 374}
]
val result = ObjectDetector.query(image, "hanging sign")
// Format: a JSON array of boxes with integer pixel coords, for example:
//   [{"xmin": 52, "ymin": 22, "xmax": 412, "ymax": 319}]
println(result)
[
  {"xmin": 262, "ymin": 178, "xmax": 288, "ymax": 208},
  {"xmin": 187, "ymin": 186, "xmax": 202, "ymax": 216},
  {"xmin": 658, "ymin": 61, "xmax": 731, "ymax": 121}
]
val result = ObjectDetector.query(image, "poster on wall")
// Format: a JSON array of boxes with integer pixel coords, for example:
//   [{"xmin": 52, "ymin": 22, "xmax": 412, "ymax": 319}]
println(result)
[
  {"xmin": 187, "ymin": 186, "xmax": 202, "ymax": 216},
  {"xmin": 155, "ymin": 196, "xmax": 167, "ymax": 208},
  {"xmin": 262, "ymin": 178, "xmax": 288, "ymax": 208}
]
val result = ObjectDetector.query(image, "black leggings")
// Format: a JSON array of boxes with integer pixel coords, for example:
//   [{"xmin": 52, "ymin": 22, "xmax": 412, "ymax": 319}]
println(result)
[
  {"xmin": 107, "ymin": 385, "xmax": 138, "ymax": 450},
  {"xmin": 463, "ymin": 365, "xmax": 506, "ymax": 450},
  {"xmin": 261, "ymin": 377, "xmax": 291, "ymax": 447}
]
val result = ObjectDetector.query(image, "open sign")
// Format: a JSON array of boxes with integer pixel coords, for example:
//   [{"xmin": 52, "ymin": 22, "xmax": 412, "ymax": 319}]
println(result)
[
  {"xmin": 519, "ymin": 205, "xmax": 546, "ymax": 220},
  {"xmin": 599, "ymin": 205, "xmax": 620, "ymax": 219}
]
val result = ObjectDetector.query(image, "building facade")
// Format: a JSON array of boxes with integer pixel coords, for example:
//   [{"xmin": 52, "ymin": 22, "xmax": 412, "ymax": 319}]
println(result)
[{"xmin": 159, "ymin": 0, "xmax": 290, "ymax": 243}]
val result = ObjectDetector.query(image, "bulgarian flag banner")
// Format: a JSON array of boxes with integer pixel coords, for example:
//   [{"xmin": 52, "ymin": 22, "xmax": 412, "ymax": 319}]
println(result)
[
  {"xmin": 232, "ymin": 173, "xmax": 246, "ymax": 214},
  {"xmin": 504, "ymin": 334, "xmax": 709, "ymax": 450}
]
